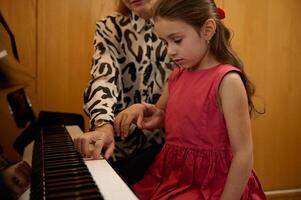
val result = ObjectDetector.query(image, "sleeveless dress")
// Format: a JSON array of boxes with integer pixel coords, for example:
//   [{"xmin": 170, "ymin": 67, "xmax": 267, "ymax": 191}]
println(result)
[{"xmin": 132, "ymin": 64, "xmax": 266, "ymax": 200}]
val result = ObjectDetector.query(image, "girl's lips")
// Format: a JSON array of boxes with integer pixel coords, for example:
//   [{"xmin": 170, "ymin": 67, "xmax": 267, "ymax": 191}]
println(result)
[
  {"xmin": 131, "ymin": 0, "xmax": 143, "ymax": 5},
  {"xmin": 173, "ymin": 59, "xmax": 184, "ymax": 65}
]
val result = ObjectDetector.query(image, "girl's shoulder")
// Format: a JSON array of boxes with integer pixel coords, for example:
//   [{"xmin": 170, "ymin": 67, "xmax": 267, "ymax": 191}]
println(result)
[
  {"xmin": 215, "ymin": 64, "xmax": 241, "ymax": 75},
  {"xmin": 211, "ymin": 64, "xmax": 242, "ymax": 83},
  {"xmin": 212, "ymin": 64, "xmax": 242, "ymax": 91}
]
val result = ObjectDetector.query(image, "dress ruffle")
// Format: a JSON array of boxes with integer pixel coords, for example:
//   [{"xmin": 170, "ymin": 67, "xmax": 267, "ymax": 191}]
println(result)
[{"xmin": 133, "ymin": 143, "xmax": 266, "ymax": 200}]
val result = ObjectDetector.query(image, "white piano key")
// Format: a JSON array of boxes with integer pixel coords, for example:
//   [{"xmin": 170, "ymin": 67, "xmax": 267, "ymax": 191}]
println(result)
[{"xmin": 86, "ymin": 160, "xmax": 138, "ymax": 200}]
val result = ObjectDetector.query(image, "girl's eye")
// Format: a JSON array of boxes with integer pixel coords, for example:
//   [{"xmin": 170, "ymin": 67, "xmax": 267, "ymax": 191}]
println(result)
[{"xmin": 174, "ymin": 39, "xmax": 182, "ymax": 44}]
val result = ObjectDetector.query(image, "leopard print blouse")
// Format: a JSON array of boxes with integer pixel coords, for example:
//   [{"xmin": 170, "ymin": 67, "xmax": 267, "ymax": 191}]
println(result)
[{"xmin": 84, "ymin": 12, "xmax": 172, "ymax": 159}]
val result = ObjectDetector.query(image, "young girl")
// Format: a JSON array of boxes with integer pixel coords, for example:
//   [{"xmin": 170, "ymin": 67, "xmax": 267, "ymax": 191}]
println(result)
[{"xmin": 114, "ymin": 0, "xmax": 267, "ymax": 199}]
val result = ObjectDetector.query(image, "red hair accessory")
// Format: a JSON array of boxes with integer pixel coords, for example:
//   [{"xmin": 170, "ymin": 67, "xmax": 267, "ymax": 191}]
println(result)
[{"xmin": 217, "ymin": 7, "xmax": 225, "ymax": 20}]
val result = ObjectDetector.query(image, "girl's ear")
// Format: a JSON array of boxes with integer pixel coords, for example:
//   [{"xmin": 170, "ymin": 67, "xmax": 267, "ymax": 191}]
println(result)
[{"xmin": 200, "ymin": 19, "xmax": 216, "ymax": 41}]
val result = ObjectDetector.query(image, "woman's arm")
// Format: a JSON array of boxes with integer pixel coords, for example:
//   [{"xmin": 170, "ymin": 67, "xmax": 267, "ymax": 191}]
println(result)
[
  {"xmin": 219, "ymin": 72, "xmax": 253, "ymax": 200},
  {"xmin": 84, "ymin": 18, "xmax": 120, "ymax": 127},
  {"xmin": 76, "ymin": 18, "xmax": 120, "ymax": 159}
]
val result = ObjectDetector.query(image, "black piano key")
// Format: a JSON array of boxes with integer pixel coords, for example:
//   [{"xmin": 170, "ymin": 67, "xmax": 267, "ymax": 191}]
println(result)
[
  {"xmin": 44, "ymin": 146, "xmax": 77, "ymax": 151},
  {"xmin": 45, "ymin": 162, "xmax": 85, "ymax": 171},
  {"xmin": 46, "ymin": 177, "xmax": 92, "ymax": 188},
  {"xmin": 46, "ymin": 173, "xmax": 92, "ymax": 184},
  {"xmin": 44, "ymin": 157, "xmax": 82, "ymax": 166},
  {"xmin": 45, "ymin": 166, "xmax": 87, "ymax": 175},
  {"xmin": 44, "ymin": 152, "xmax": 80, "ymax": 160},
  {"xmin": 46, "ymin": 187, "xmax": 102, "ymax": 199},
  {"xmin": 45, "ymin": 168, "xmax": 91, "ymax": 179},
  {"xmin": 47, "ymin": 182, "xmax": 98, "ymax": 193}
]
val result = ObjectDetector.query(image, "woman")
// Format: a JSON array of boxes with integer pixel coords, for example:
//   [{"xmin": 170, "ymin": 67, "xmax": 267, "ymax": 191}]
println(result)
[{"xmin": 74, "ymin": 0, "xmax": 172, "ymax": 185}]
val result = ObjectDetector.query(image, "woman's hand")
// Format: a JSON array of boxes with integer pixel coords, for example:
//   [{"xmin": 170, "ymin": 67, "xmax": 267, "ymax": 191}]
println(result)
[
  {"xmin": 140, "ymin": 102, "xmax": 165, "ymax": 130},
  {"xmin": 74, "ymin": 123, "xmax": 115, "ymax": 160}
]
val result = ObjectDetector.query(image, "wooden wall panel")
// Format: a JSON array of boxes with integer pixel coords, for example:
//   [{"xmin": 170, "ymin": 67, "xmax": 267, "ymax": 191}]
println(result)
[
  {"xmin": 37, "ymin": 0, "xmax": 115, "ymax": 129},
  {"xmin": 223, "ymin": 0, "xmax": 301, "ymax": 192}
]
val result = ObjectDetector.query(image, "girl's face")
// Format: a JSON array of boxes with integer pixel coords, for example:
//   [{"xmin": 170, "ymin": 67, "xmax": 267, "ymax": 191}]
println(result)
[
  {"xmin": 154, "ymin": 17, "xmax": 210, "ymax": 70},
  {"xmin": 121, "ymin": 0, "xmax": 153, "ymax": 18}
]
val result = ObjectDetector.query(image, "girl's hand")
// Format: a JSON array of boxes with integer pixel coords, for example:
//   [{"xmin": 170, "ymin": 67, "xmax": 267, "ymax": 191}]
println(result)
[
  {"xmin": 140, "ymin": 102, "xmax": 165, "ymax": 130},
  {"xmin": 114, "ymin": 103, "xmax": 147, "ymax": 139},
  {"xmin": 114, "ymin": 103, "xmax": 165, "ymax": 139},
  {"xmin": 74, "ymin": 123, "xmax": 115, "ymax": 160}
]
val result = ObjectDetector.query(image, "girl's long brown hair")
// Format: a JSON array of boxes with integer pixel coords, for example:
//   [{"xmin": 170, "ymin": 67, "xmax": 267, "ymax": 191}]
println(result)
[{"xmin": 153, "ymin": 0, "xmax": 260, "ymax": 115}]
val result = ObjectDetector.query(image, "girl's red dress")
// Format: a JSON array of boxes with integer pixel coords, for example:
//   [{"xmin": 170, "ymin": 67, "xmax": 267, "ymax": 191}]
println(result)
[{"xmin": 133, "ymin": 64, "xmax": 266, "ymax": 200}]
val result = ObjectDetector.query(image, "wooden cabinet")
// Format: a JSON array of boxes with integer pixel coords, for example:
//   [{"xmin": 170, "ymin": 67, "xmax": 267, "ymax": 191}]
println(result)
[{"xmin": 0, "ymin": 0, "xmax": 37, "ymax": 161}]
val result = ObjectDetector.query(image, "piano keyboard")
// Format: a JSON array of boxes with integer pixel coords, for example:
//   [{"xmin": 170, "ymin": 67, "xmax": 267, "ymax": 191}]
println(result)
[
  {"xmin": 21, "ymin": 125, "xmax": 138, "ymax": 200},
  {"xmin": 30, "ymin": 125, "xmax": 104, "ymax": 199}
]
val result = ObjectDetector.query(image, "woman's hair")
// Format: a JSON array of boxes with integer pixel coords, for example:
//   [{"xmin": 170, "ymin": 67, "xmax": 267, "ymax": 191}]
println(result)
[
  {"xmin": 153, "ymin": 0, "xmax": 260, "ymax": 115},
  {"xmin": 115, "ymin": 0, "xmax": 131, "ymax": 16}
]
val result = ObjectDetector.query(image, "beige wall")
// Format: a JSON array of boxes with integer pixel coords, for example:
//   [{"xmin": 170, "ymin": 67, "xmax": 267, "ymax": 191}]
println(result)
[{"xmin": 1, "ymin": 0, "xmax": 301, "ymax": 198}]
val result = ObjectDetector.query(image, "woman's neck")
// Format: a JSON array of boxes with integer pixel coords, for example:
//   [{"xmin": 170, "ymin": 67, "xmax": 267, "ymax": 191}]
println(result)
[
  {"xmin": 136, "ymin": 12, "xmax": 151, "ymax": 19},
  {"xmin": 134, "ymin": 5, "xmax": 152, "ymax": 19}
]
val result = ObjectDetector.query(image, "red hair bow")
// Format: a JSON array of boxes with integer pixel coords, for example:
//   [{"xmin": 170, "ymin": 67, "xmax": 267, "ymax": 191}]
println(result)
[{"xmin": 217, "ymin": 7, "xmax": 225, "ymax": 20}]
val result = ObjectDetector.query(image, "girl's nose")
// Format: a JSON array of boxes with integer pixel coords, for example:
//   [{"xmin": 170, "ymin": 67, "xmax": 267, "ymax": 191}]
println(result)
[{"xmin": 167, "ymin": 46, "xmax": 176, "ymax": 57}]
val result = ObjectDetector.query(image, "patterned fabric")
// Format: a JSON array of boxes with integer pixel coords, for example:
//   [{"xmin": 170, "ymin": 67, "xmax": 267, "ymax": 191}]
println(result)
[
  {"xmin": 133, "ymin": 65, "xmax": 266, "ymax": 200},
  {"xmin": 0, "ymin": 155, "xmax": 9, "ymax": 171},
  {"xmin": 0, "ymin": 145, "xmax": 9, "ymax": 171},
  {"xmin": 0, "ymin": 145, "xmax": 12, "ymax": 199},
  {"xmin": 84, "ymin": 12, "xmax": 172, "ymax": 159}
]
